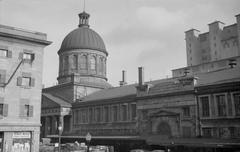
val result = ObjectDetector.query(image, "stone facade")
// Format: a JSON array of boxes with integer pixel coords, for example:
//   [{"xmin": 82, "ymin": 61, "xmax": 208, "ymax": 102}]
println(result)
[{"xmin": 0, "ymin": 25, "xmax": 51, "ymax": 152}]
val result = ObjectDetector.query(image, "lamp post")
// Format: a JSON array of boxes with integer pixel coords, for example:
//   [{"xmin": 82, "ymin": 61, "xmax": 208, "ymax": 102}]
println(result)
[
  {"xmin": 58, "ymin": 125, "xmax": 63, "ymax": 152},
  {"xmin": 85, "ymin": 132, "xmax": 92, "ymax": 152}
]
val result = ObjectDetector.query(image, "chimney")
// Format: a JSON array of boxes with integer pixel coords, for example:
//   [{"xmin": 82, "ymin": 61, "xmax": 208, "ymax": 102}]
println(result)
[
  {"xmin": 138, "ymin": 67, "xmax": 144, "ymax": 86},
  {"xmin": 119, "ymin": 70, "xmax": 127, "ymax": 86}
]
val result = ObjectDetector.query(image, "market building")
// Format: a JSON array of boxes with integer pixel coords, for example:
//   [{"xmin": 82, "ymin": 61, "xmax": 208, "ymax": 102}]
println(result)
[
  {"xmin": 40, "ymin": 11, "xmax": 240, "ymax": 152},
  {"xmin": 0, "ymin": 25, "xmax": 51, "ymax": 152}
]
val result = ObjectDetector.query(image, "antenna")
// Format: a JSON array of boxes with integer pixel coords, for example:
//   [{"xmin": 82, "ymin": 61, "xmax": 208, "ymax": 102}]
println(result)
[{"xmin": 83, "ymin": 0, "xmax": 86, "ymax": 12}]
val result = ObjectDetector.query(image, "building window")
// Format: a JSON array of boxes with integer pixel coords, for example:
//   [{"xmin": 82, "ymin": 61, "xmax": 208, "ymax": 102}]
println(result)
[
  {"xmin": 99, "ymin": 57, "xmax": 104, "ymax": 75},
  {"xmin": 22, "ymin": 77, "xmax": 31, "ymax": 87},
  {"xmin": 0, "ymin": 49, "xmax": 7, "ymax": 57},
  {"xmin": 218, "ymin": 128, "xmax": 228, "ymax": 138},
  {"xmin": 0, "ymin": 103, "xmax": 8, "ymax": 117},
  {"xmin": 90, "ymin": 56, "xmax": 96, "ymax": 70},
  {"xmin": 104, "ymin": 106, "xmax": 109, "ymax": 122},
  {"xmin": 131, "ymin": 104, "xmax": 136, "ymax": 120},
  {"xmin": 202, "ymin": 128, "xmax": 212, "ymax": 137},
  {"xmin": 64, "ymin": 56, "xmax": 69, "ymax": 72},
  {"xmin": 82, "ymin": 109, "xmax": 88, "ymax": 123},
  {"xmin": 95, "ymin": 107, "xmax": 101, "ymax": 122},
  {"xmin": 200, "ymin": 96, "xmax": 210, "ymax": 117},
  {"xmin": 183, "ymin": 106, "xmax": 190, "ymax": 117},
  {"xmin": 233, "ymin": 93, "xmax": 240, "ymax": 116},
  {"xmin": 24, "ymin": 105, "xmax": 30, "ymax": 117},
  {"xmin": 72, "ymin": 55, "xmax": 78, "ymax": 70},
  {"xmin": 80, "ymin": 55, "xmax": 87, "ymax": 69},
  {"xmin": 0, "ymin": 104, "xmax": 3, "ymax": 115},
  {"xmin": 21, "ymin": 104, "xmax": 33, "ymax": 117},
  {"xmin": 17, "ymin": 77, "xmax": 35, "ymax": 87},
  {"xmin": 216, "ymin": 94, "xmax": 227, "ymax": 116},
  {"xmin": 21, "ymin": 52, "xmax": 35, "ymax": 63},
  {"xmin": 121, "ymin": 105, "xmax": 127, "ymax": 121},
  {"xmin": 113, "ymin": 106, "xmax": 118, "ymax": 122}
]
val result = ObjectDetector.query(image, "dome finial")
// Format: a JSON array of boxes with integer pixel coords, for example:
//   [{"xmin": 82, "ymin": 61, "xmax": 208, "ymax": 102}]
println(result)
[
  {"xmin": 78, "ymin": 11, "xmax": 90, "ymax": 27},
  {"xmin": 78, "ymin": 0, "xmax": 89, "ymax": 27}
]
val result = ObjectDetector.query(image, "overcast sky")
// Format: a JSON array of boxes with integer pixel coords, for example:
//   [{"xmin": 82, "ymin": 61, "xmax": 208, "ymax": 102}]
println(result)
[{"xmin": 1, "ymin": 0, "xmax": 239, "ymax": 87}]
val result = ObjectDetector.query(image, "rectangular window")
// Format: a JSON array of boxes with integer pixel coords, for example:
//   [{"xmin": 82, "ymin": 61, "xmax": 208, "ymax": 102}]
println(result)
[
  {"xmin": 17, "ymin": 76, "xmax": 35, "ymax": 87},
  {"xmin": 200, "ymin": 96, "xmax": 210, "ymax": 117},
  {"xmin": 0, "ymin": 103, "xmax": 8, "ymax": 117},
  {"xmin": 183, "ymin": 106, "xmax": 190, "ymax": 117},
  {"xmin": 104, "ymin": 106, "xmax": 109, "ymax": 122},
  {"xmin": 0, "ymin": 104, "xmax": 3, "ymax": 115},
  {"xmin": 113, "ymin": 106, "xmax": 118, "ymax": 122},
  {"xmin": 233, "ymin": 93, "xmax": 240, "ymax": 116},
  {"xmin": 19, "ymin": 52, "xmax": 34, "ymax": 63},
  {"xmin": 89, "ymin": 108, "xmax": 93, "ymax": 123},
  {"xmin": 202, "ymin": 128, "xmax": 212, "ymax": 137},
  {"xmin": 95, "ymin": 107, "xmax": 101, "ymax": 122},
  {"xmin": 0, "ymin": 49, "xmax": 7, "ymax": 57},
  {"xmin": 216, "ymin": 94, "xmax": 227, "ymax": 116},
  {"xmin": 24, "ymin": 105, "xmax": 30, "ymax": 117},
  {"xmin": 121, "ymin": 105, "xmax": 127, "ymax": 121},
  {"xmin": 131, "ymin": 104, "xmax": 136, "ymax": 120},
  {"xmin": 22, "ymin": 77, "xmax": 31, "ymax": 87}
]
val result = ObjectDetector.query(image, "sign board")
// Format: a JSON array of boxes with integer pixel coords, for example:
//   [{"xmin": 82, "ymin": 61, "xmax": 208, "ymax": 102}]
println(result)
[
  {"xmin": 85, "ymin": 132, "xmax": 91, "ymax": 141},
  {"xmin": 13, "ymin": 132, "xmax": 31, "ymax": 139}
]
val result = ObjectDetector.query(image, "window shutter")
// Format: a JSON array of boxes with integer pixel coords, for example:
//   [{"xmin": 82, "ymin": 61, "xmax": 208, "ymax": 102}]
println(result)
[
  {"xmin": 31, "ymin": 54, "xmax": 35, "ymax": 61},
  {"xmin": 7, "ymin": 51, "xmax": 12, "ymax": 58},
  {"xmin": 19, "ymin": 105, "xmax": 25, "ymax": 117},
  {"xmin": 30, "ymin": 78, "xmax": 35, "ymax": 87},
  {"xmin": 17, "ymin": 77, "xmax": 22, "ymax": 86},
  {"xmin": 18, "ymin": 52, "xmax": 23, "ymax": 60},
  {"xmin": 29, "ymin": 105, "xmax": 33, "ymax": 117},
  {"xmin": 3, "ymin": 104, "xmax": 8, "ymax": 117}
]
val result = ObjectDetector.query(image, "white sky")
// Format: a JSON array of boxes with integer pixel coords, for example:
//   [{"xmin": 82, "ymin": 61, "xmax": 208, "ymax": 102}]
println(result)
[{"xmin": 1, "ymin": 0, "xmax": 239, "ymax": 87}]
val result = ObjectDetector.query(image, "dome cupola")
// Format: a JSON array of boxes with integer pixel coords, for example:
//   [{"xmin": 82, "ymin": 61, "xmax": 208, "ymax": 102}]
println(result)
[{"xmin": 57, "ymin": 11, "xmax": 111, "ymax": 90}]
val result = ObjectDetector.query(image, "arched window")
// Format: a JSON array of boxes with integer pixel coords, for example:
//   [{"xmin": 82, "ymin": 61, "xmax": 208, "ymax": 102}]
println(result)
[
  {"xmin": 99, "ymin": 57, "xmax": 104, "ymax": 74},
  {"xmin": 90, "ymin": 56, "xmax": 96, "ymax": 70},
  {"xmin": 80, "ymin": 55, "xmax": 87, "ymax": 69},
  {"xmin": 73, "ymin": 55, "xmax": 78, "ymax": 70},
  {"xmin": 64, "ymin": 56, "xmax": 69, "ymax": 72}
]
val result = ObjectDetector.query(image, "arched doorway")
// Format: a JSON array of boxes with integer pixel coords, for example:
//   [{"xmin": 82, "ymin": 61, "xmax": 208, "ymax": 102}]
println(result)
[{"xmin": 156, "ymin": 121, "xmax": 172, "ymax": 136}]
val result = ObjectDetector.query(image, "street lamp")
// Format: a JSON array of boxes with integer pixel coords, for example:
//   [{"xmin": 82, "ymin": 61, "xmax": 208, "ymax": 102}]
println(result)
[
  {"xmin": 85, "ymin": 132, "xmax": 92, "ymax": 152},
  {"xmin": 58, "ymin": 125, "xmax": 63, "ymax": 152}
]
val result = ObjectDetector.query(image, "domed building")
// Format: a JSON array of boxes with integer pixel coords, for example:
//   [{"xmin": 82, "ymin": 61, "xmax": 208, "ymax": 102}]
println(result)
[
  {"xmin": 58, "ymin": 11, "xmax": 111, "ymax": 97},
  {"xmin": 41, "ymin": 11, "xmax": 111, "ymax": 137}
]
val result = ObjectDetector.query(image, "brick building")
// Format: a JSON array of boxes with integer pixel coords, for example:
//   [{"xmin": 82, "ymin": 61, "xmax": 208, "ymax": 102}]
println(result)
[{"xmin": 0, "ymin": 25, "xmax": 51, "ymax": 152}]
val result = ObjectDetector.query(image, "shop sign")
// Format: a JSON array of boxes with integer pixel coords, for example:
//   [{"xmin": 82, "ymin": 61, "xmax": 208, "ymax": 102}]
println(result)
[{"xmin": 13, "ymin": 132, "xmax": 31, "ymax": 139}]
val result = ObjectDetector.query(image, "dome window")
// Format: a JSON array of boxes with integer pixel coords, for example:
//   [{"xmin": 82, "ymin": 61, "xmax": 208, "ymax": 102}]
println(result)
[
  {"xmin": 80, "ymin": 55, "xmax": 87, "ymax": 69},
  {"xmin": 90, "ymin": 56, "xmax": 96, "ymax": 70},
  {"xmin": 73, "ymin": 55, "xmax": 78, "ymax": 70}
]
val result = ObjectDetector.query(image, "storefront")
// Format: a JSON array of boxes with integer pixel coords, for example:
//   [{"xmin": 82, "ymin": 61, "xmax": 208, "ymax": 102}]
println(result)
[{"xmin": 11, "ymin": 132, "xmax": 31, "ymax": 152}]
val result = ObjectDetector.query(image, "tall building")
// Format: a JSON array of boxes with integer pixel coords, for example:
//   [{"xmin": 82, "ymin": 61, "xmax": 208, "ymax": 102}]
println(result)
[
  {"xmin": 185, "ymin": 15, "xmax": 240, "ymax": 66},
  {"xmin": 172, "ymin": 14, "xmax": 240, "ymax": 77},
  {"xmin": 0, "ymin": 25, "xmax": 51, "ymax": 152},
  {"xmin": 41, "ymin": 11, "xmax": 111, "ymax": 138}
]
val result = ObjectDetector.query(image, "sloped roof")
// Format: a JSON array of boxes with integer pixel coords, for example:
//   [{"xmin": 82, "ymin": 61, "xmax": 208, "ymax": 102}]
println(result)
[
  {"xmin": 42, "ymin": 93, "xmax": 71, "ymax": 108},
  {"xmin": 78, "ymin": 83, "xmax": 137, "ymax": 103},
  {"xmin": 195, "ymin": 67, "xmax": 240, "ymax": 86}
]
